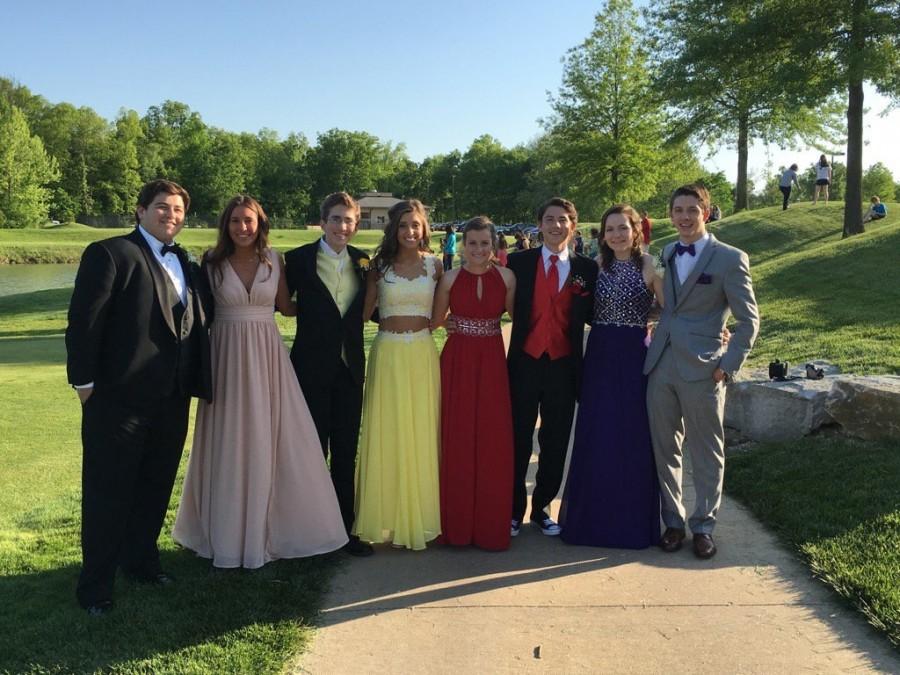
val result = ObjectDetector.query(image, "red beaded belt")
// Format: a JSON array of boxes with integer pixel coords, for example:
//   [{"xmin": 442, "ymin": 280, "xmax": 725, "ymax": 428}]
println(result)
[{"xmin": 450, "ymin": 314, "xmax": 502, "ymax": 337}]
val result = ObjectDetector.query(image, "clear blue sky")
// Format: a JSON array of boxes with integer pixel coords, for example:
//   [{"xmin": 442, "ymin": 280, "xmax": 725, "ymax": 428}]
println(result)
[{"xmin": 4, "ymin": 0, "xmax": 898, "ymax": 187}]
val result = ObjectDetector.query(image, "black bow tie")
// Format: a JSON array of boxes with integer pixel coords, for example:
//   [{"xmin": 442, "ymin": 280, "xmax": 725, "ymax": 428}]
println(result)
[
  {"xmin": 160, "ymin": 243, "xmax": 181, "ymax": 257},
  {"xmin": 675, "ymin": 243, "xmax": 696, "ymax": 257}
]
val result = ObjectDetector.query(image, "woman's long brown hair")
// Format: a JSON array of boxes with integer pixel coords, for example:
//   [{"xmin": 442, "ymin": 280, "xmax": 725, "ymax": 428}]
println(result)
[
  {"xmin": 598, "ymin": 203, "xmax": 643, "ymax": 272},
  {"xmin": 205, "ymin": 195, "xmax": 273, "ymax": 286},
  {"xmin": 372, "ymin": 199, "xmax": 431, "ymax": 273}
]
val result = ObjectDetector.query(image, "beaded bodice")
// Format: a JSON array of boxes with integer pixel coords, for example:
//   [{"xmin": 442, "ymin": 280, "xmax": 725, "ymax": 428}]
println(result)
[
  {"xmin": 377, "ymin": 254, "xmax": 438, "ymax": 319},
  {"xmin": 593, "ymin": 258, "xmax": 653, "ymax": 327}
]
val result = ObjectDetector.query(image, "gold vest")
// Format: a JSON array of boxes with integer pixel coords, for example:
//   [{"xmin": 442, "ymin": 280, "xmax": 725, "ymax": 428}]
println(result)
[{"xmin": 317, "ymin": 246, "xmax": 359, "ymax": 317}]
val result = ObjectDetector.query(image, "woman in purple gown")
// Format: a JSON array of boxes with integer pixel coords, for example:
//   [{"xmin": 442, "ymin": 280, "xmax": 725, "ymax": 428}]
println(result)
[{"xmin": 560, "ymin": 204, "xmax": 663, "ymax": 549}]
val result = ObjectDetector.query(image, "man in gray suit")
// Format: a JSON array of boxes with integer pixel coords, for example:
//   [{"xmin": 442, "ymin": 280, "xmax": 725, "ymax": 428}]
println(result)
[{"xmin": 644, "ymin": 184, "xmax": 759, "ymax": 559}]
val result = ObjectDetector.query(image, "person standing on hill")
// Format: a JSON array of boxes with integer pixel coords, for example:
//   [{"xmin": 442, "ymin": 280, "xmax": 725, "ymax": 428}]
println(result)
[
  {"xmin": 644, "ymin": 183, "xmax": 759, "ymax": 560},
  {"xmin": 284, "ymin": 192, "xmax": 375, "ymax": 558},
  {"xmin": 66, "ymin": 179, "xmax": 212, "ymax": 615},
  {"xmin": 779, "ymin": 164, "xmax": 801, "ymax": 210},
  {"xmin": 814, "ymin": 155, "xmax": 832, "ymax": 205}
]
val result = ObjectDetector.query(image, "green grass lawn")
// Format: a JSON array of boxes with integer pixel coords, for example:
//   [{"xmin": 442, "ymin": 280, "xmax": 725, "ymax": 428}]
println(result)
[
  {"xmin": 0, "ymin": 325, "xmax": 342, "ymax": 672},
  {"xmin": 1, "ymin": 203, "xmax": 899, "ymax": 669},
  {"xmin": 727, "ymin": 438, "xmax": 900, "ymax": 648}
]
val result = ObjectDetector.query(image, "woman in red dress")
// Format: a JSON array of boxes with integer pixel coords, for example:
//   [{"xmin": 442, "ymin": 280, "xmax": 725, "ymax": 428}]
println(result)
[{"xmin": 432, "ymin": 216, "xmax": 516, "ymax": 550}]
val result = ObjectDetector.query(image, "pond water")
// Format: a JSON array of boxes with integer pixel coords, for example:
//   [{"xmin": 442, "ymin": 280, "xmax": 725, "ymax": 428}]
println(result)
[{"xmin": 0, "ymin": 264, "xmax": 78, "ymax": 298}]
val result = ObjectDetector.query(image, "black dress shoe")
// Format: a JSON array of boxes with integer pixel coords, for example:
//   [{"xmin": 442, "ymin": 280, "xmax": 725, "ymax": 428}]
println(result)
[
  {"xmin": 344, "ymin": 536, "xmax": 374, "ymax": 557},
  {"xmin": 660, "ymin": 527, "xmax": 686, "ymax": 553},
  {"xmin": 85, "ymin": 600, "xmax": 113, "ymax": 616},
  {"xmin": 693, "ymin": 533, "xmax": 717, "ymax": 559}
]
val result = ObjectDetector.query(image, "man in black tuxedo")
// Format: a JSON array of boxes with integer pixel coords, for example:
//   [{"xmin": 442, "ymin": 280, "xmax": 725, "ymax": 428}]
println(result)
[
  {"xmin": 506, "ymin": 198, "xmax": 597, "ymax": 537},
  {"xmin": 285, "ymin": 192, "xmax": 373, "ymax": 557},
  {"xmin": 66, "ymin": 180, "xmax": 211, "ymax": 614}
]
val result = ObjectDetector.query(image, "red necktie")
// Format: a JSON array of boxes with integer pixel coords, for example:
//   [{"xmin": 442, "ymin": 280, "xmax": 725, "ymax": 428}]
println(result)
[{"xmin": 548, "ymin": 254, "xmax": 560, "ymax": 298}]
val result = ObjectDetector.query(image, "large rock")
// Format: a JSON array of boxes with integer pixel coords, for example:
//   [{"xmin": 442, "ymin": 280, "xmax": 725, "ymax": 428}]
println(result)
[
  {"xmin": 825, "ymin": 375, "xmax": 900, "ymax": 441},
  {"xmin": 726, "ymin": 376, "xmax": 838, "ymax": 442}
]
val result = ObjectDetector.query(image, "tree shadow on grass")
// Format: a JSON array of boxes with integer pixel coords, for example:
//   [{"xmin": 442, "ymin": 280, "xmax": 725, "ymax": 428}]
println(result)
[
  {"xmin": 0, "ymin": 335, "xmax": 65, "ymax": 365},
  {"xmin": 0, "ymin": 287, "xmax": 71, "ymax": 315},
  {"xmin": 0, "ymin": 541, "xmax": 343, "ymax": 673}
]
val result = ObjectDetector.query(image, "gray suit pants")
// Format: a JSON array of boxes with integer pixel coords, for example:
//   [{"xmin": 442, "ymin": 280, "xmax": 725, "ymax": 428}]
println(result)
[{"xmin": 647, "ymin": 346, "xmax": 726, "ymax": 535}]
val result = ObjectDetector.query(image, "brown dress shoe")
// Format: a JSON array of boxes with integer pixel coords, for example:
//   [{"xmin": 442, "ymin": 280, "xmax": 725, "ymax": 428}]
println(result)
[
  {"xmin": 660, "ymin": 527, "xmax": 686, "ymax": 552},
  {"xmin": 693, "ymin": 533, "xmax": 717, "ymax": 559}
]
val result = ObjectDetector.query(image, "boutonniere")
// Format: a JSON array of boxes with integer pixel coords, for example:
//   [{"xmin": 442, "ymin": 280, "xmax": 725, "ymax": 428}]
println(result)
[
  {"xmin": 568, "ymin": 274, "xmax": 591, "ymax": 296},
  {"xmin": 657, "ymin": 250, "xmax": 667, "ymax": 269},
  {"xmin": 357, "ymin": 257, "xmax": 370, "ymax": 274}
]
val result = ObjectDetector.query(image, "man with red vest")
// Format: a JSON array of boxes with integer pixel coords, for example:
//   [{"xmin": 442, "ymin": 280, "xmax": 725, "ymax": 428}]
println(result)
[{"xmin": 507, "ymin": 198, "xmax": 598, "ymax": 537}]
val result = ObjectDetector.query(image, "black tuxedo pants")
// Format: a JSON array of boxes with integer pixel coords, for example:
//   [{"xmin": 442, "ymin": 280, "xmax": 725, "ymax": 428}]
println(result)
[
  {"xmin": 302, "ymin": 362, "xmax": 363, "ymax": 535},
  {"xmin": 76, "ymin": 389, "xmax": 190, "ymax": 607},
  {"xmin": 509, "ymin": 353, "xmax": 577, "ymax": 522}
]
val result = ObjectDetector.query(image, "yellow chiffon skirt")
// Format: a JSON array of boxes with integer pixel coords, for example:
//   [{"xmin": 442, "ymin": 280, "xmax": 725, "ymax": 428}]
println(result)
[{"xmin": 353, "ymin": 329, "xmax": 441, "ymax": 550}]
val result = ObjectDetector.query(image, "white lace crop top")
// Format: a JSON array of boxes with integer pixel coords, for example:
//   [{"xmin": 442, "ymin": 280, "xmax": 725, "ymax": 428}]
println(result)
[{"xmin": 377, "ymin": 255, "xmax": 438, "ymax": 320}]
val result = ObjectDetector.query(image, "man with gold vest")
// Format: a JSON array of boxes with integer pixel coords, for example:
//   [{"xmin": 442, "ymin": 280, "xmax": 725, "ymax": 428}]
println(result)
[
  {"xmin": 285, "ymin": 192, "xmax": 374, "ymax": 557},
  {"xmin": 507, "ymin": 198, "xmax": 598, "ymax": 537}
]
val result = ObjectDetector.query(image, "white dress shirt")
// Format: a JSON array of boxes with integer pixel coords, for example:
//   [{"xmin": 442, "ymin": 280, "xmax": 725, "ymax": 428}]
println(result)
[
  {"xmin": 319, "ymin": 237, "xmax": 350, "ymax": 272},
  {"xmin": 541, "ymin": 245, "xmax": 570, "ymax": 293},
  {"xmin": 139, "ymin": 225, "xmax": 187, "ymax": 305},
  {"xmin": 674, "ymin": 233, "xmax": 710, "ymax": 284}
]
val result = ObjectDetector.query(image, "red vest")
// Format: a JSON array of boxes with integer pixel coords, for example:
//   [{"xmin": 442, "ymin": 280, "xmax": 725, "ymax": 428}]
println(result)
[{"xmin": 523, "ymin": 255, "xmax": 573, "ymax": 360}]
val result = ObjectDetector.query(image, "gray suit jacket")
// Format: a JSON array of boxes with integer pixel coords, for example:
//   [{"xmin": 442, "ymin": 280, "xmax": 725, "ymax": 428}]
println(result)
[{"xmin": 643, "ymin": 234, "xmax": 759, "ymax": 381}]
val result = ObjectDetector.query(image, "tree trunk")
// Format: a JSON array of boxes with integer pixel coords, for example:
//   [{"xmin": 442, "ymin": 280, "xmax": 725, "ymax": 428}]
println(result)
[
  {"xmin": 734, "ymin": 114, "xmax": 749, "ymax": 212},
  {"xmin": 842, "ymin": 0, "xmax": 866, "ymax": 237},
  {"xmin": 842, "ymin": 57, "xmax": 865, "ymax": 234}
]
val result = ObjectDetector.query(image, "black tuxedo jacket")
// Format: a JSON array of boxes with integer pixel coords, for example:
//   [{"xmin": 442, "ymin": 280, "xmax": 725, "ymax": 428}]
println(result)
[
  {"xmin": 285, "ymin": 240, "xmax": 370, "ymax": 387},
  {"xmin": 66, "ymin": 229, "xmax": 212, "ymax": 403},
  {"xmin": 506, "ymin": 247, "xmax": 598, "ymax": 396}
]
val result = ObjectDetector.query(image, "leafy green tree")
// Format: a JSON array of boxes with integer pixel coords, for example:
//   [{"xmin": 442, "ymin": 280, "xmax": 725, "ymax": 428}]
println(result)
[
  {"xmin": 176, "ymin": 124, "xmax": 247, "ymax": 217},
  {"xmin": 649, "ymin": 0, "xmax": 844, "ymax": 213},
  {"xmin": 411, "ymin": 151, "xmax": 462, "ymax": 222},
  {"xmin": 26, "ymin": 102, "xmax": 111, "ymax": 219},
  {"xmin": 546, "ymin": 0, "xmax": 665, "ymax": 215},
  {"xmin": 93, "ymin": 110, "xmax": 144, "ymax": 216},
  {"xmin": 306, "ymin": 129, "xmax": 398, "ymax": 220},
  {"xmin": 455, "ymin": 135, "xmax": 530, "ymax": 223},
  {"xmin": 635, "ymin": 142, "xmax": 713, "ymax": 219},
  {"xmin": 0, "ymin": 104, "xmax": 59, "ymax": 227},
  {"xmin": 762, "ymin": 0, "xmax": 900, "ymax": 235},
  {"xmin": 241, "ymin": 129, "xmax": 311, "ymax": 224},
  {"xmin": 519, "ymin": 133, "xmax": 571, "ymax": 220},
  {"xmin": 861, "ymin": 162, "xmax": 895, "ymax": 202},
  {"xmin": 140, "ymin": 100, "xmax": 202, "ymax": 182}
]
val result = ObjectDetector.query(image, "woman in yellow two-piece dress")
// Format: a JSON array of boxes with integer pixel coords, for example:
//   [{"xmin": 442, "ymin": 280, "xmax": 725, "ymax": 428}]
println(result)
[{"xmin": 353, "ymin": 199, "xmax": 443, "ymax": 550}]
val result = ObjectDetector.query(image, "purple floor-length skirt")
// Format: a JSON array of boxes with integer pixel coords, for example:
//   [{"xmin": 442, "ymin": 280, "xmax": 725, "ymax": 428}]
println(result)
[{"xmin": 559, "ymin": 323, "xmax": 661, "ymax": 549}]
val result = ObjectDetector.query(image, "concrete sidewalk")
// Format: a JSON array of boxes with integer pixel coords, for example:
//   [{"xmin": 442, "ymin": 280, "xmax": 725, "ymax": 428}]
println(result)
[{"xmin": 293, "ymin": 450, "xmax": 899, "ymax": 674}]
